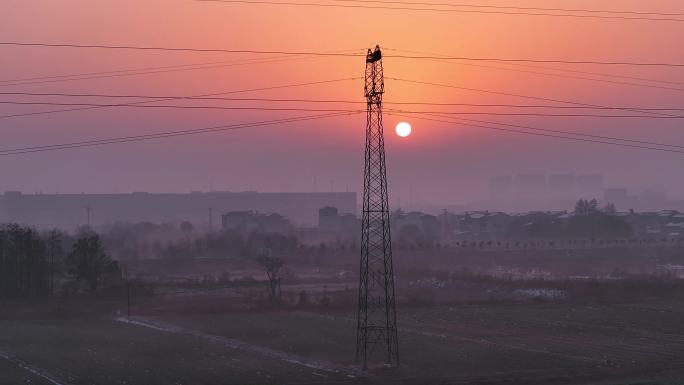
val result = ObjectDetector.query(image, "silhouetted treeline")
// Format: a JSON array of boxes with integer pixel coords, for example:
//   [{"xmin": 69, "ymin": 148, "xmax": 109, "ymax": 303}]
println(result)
[
  {"xmin": 0, "ymin": 224, "xmax": 121, "ymax": 299},
  {"xmin": 99, "ymin": 222, "xmax": 341, "ymax": 262},
  {"xmin": 0, "ymin": 224, "xmax": 50, "ymax": 298},
  {"xmin": 160, "ymin": 231, "xmax": 300, "ymax": 260}
]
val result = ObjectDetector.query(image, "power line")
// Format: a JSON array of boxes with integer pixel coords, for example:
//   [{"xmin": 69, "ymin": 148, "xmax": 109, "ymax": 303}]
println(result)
[
  {"xmin": 459, "ymin": 59, "xmax": 684, "ymax": 87},
  {"xmin": 0, "ymin": 41, "xmax": 365, "ymax": 57},
  {"xmin": 425, "ymin": 112, "xmax": 684, "ymax": 150},
  {"xmin": 388, "ymin": 55, "xmax": 684, "ymax": 68},
  {"xmin": 387, "ymin": 77, "xmax": 677, "ymax": 118},
  {"xmin": 0, "ymin": 50, "xmax": 362, "ymax": 88},
  {"xmin": 3, "ymin": 108, "xmax": 678, "ymax": 156},
  {"xmin": 0, "ymin": 112, "xmax": 360, "ymax": 156},
  {"xmin": 387, "ymin": 108, "xmax": 684, "ymax": 119},
  {"xmin": 385, "ymin": 50, "xmax": 684, "ymax": 93},
  {"xmin": 0, "ymin": 57, "xmax": 298, "ymax": 88},
  {"xmin": 7, "ymin": 92, "xmax": 684, "ymax": 111},
  {"xmin": 3, "ymin": 41, "xmax": 684, "ymax": 68},
  {"xmin": 2, "ymin": 107, "xmax": 682, "ymax": 155},
  {"xmin": 0, "ymin": 57, "xmax": 273, "ymax": 84},
  {"xmin": 385, "ymin": 47, "xmax": 684, "ymax": 88},
  {"xmin": 320, "ymin": 0, "xmax": 684, "ymax": 17},
  {"xmin": 0, "ymin": 92, "xmax": 368, "ymax": 103},
  {"xmin": 3, "ymin": 76, "xmax": 677, "ymax": 122},
  {"xmin": 386, "ymin": 113, "xmax": 684, "ymax": 155},
  {"xmin": 196, "ymin": 0, "xmax": 684, "ymax": 22},
  {"xmin": 0, "ymin": 100, "xmax": 366, "ymax": 113},
  {"xmin": 0, "ymin": 77, "xmax": 361, "ymax": 119},
  {"xmin": 3, "ymin": 100, "xmax": 684, "ymax": 119}
]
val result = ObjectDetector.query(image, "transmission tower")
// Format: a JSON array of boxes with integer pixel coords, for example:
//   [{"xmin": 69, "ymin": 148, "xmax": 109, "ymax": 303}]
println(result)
[{"xmin": 356, "ymin": 45, "xmax": 399, "ymax": 369}]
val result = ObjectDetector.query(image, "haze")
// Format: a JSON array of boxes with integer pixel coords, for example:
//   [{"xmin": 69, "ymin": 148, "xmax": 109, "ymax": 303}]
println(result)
[{"xmin": 2, "ymin": 0, "xmax": 684, "ymax": 210}]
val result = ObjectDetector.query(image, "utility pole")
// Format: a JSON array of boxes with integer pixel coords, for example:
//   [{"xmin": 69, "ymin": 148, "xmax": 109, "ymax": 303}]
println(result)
[{"xmin": 356, "ymin": 45, "xmax": 399, "ymax": 369}]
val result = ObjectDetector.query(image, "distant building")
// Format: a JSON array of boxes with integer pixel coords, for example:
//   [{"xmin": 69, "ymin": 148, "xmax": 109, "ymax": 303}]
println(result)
[
  {"xmin": 0, "ymin": 191, "xmax": 356, "ymax": 229},
  {"xmin": 317, "ymin": 206, "xmax": 359, "ymax": 241},
  {"xmin": 222, "ymin": 211, "xmax": 257, "ymax": 230},
  {"xmin": 319, "ymin": 206, "xmax": 340, "ymax": 232},
  {"xmin": 221, "ymin": 211, "xmax": 291, "ymax": 233},
  {"xmin": 392, "ymin": 211, "xmax": 440, "ymax": 245}
]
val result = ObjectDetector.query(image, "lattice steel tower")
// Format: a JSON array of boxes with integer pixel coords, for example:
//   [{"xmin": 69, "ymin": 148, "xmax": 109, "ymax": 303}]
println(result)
[{"xmin": 356, "ymin": 45, "xmax": 399, "ymax": 369}]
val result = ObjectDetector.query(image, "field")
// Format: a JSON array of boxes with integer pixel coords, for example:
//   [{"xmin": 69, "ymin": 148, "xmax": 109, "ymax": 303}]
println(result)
[{"xmin": 2, "ymin": 295, "xmax": 684, "ymax": 384}]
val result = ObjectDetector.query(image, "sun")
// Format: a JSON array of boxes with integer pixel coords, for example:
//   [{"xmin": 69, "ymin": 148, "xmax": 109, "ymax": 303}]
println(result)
[{"xmin": 395, "ymin": 121, "xmax": 412, "ymax": 137}]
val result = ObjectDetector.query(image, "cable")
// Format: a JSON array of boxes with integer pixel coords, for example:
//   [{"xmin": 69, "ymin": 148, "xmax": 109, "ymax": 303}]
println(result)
[
  {"xmin": 3, "ymin": 101, "xmax": 684, "ymax": 118},
  {"xmin": 0, "ymin": 101, "xmax": 367, "ymax": 113},
  {"xmin": 388, "ymin": 55, "xmax": 684, "ymax": 68},
  {"xmin": 386, "ymin": 112, "xmax": 684, "ymax": 155},
  {"xmin": 320, "ymin": 0, "xmax": 684, "ymax": 17},
  {"xmin": 0, "ymin": 58, "xmax": 295, "ymax": 88},
  {"xmin": 423, "ymin": 112, "xmax": 684, "ymax": 150},
  {"xmin": 389, "ymin": 53, "xmax": 684, "ymax": 93},
  {"xmin": 196, "ymin": 0, "xmax": 684, "ymax": 22},
  {"xmin": 387, "ymin": 77, "xmax": 677, "ymax": 118},
  {"xmin": 0, "ymin": 92, "xmax": 368, "ymax": 103},
  {"xmin": 28, "ymin": 108, "xmax": 680, "ymax": 157},
  {"xmin": 0, "ymin": 111, "xmax": 361, "ymax": 156},
  {"xmin": 3, "ymin": 41, "xmax": 684, "ymax": 68},
  {"xmin": 6, "ymin": 91, "xmax": 684, "ymax": 111},
  {"xmin": 0, "ymin": 57, "xmax": 274, "ymax": 84},
  {"xmin": 385, "ymin": 47, "xmax": 684, "ymax": 91},
  {"xmin": 0, "ymin": 41, "xmax": 365, "ymax": 57},
  {"xmin": 0, "ymin": 77, "xmax": 361, "ymax": 119},
  {"xmin": 456, "ymin": 59, "xmax": 684, "ymax": 87},
  {"xmin": 386, "ymin": 108, "xmax": 684, "ymax": 119},
  {"xmin": 0, "ymin": 50, "xmax": 363, "ymax": 88}
]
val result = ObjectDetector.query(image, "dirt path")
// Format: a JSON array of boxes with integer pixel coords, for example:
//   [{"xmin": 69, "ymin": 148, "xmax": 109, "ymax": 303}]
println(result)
[
  {"xmin": 115, "ymin": 316, "xmax": 364, "ymax": 379},
  {"xmin": 0, "ymin": 350, "xmax": 69, "ymax": 385}
]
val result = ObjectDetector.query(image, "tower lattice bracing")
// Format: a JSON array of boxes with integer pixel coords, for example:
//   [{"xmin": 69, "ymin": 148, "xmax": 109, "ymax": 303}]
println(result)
[{"xmin": 356, "ymin": 45, "xmax": 399, "ymax": 368}]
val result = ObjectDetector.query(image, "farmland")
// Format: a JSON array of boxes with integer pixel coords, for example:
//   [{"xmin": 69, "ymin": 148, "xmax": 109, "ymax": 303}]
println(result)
[{"xmin": 2, "ymin": 285, "xmax": 684, "ymax": 384}]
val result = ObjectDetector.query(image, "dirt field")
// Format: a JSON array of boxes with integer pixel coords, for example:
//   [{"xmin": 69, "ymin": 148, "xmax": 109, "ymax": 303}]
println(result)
[{"xmin": 2, "ymin": 297, "xmax": 684, "ymax": 384}]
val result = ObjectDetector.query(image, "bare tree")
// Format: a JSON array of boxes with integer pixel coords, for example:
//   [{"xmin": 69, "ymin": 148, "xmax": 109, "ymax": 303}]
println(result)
[{"xmin": 256, "ymin": 248, "xmax": 284, "ymax": 300}]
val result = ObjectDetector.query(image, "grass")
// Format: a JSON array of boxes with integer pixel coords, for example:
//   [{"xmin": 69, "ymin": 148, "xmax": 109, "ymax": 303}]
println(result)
[
  {"xmin": 2, "ymin": 300, "xmax": 684, "ymax": 384},
  {"xmin": 0, "ymin": 358, "xmax": 53, "ymax": 385},
  {"xmin": 0, "ymin": 318, "xmax": 354, "ymax": 385}
]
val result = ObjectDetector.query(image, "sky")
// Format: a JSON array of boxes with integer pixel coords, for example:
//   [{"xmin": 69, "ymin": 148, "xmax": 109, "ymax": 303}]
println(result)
[{"xmin": 2, "ymin": 0, "xmax": 684, "ymax": 209}]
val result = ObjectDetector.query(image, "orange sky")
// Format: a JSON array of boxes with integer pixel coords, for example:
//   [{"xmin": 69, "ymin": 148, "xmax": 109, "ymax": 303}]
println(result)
[{"xmin": 2, "ymin": 1, "xmax": 684, "ymax": 206}]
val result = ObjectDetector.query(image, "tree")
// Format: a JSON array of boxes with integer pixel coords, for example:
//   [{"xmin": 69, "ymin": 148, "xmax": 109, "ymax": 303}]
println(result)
[
  {"xmin": 66, "ymin": 234, "xmax": 120, "ymax": 293},
  {"xmin": 46, "ymin": 229, "xmax": 63, "ymax": 296},
  {"xmin": 574, "ymin": 199, "xmax": 587, "ymax": 215},
  {"xmin": 603, "ymin": 202, "xmax": 617, "ymax": 214},
  {"xmin": 0, "ymin": 224, "xmax": 50, "ymax": 299},
  {"xmin": 589, "ymin": 199, "xmax": 598, "ymax": 212},
  {"xmin": 574, "ymin": 198, "xmax": 599, "ymax": 216},
  {"xmin": 256, "ymin": 248, "xmax": 284, "ymax": 299}
]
